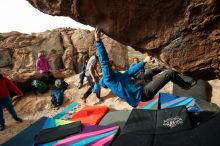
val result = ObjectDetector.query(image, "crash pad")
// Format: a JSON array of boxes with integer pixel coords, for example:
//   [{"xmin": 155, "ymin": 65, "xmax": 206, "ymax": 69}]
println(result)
[
  {"xmin": 99, "ymin": 110, "xmax": 132, "ymax": 129},
  {"xmin": 2, "ymin": 117, "xmax": 48, "ymax": 146},
  {"xmin": 159, "ymin": 93, "xmax": 202, "ymax": 112},
  {"xmin": 112, "ymin": 106, "xmax": 220, "ymax": 146},
  {"xmin": 53, "ymin": 102, "xmax": 78, "ymax": 120},
  {"xmin": 137, "ymin": 94, "xmax": 159, "ymax": 109},
  {"xmin": 53, "ymin": 125, "xmax": 119, "ymax": 146},
  {"xmin": 70, "ymin": 106, "xmax": 109, "ymax": 125},
  {"xmin": 173, "ymin": 75, "xmax": 207, "ymax": 100}
]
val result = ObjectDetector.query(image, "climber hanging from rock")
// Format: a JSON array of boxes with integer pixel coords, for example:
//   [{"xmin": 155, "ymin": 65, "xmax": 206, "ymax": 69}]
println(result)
[{"xmin": 94, "ymin": 27, "xmax": 197, "ymax": 107}]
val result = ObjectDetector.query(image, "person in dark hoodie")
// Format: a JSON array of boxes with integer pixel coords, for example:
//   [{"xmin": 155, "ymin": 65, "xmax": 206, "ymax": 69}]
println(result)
[
  {"xmin": 0, "ymin": 73, "xmax": 23, "ymax": 131},
  {"xmin": 94, "ymin": 27, "xmax": 196, "ymax": 107}
]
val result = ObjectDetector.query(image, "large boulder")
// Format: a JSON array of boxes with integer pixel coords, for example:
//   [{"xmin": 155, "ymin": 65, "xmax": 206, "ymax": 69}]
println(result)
[
  {"xmin": 0, "ymin": 29, "xmax": 128, "ymax": 73},
  {"xmin": 26, "ymin": 0, "xmax": 220, "ymax": 80},
  {"xmin": 0, "ymin": 30, "xmax": 64, "ymax": 72},
  {"xmin": 60, "ymin": 28, "xmax": 128, "ymax": 73},
  {"xmin": 0, "ymin": 28, "xmax": 128, "ymax": 91},
  {"xmin": 70, "ymin": 29, "xmax": 95, "ymax": 72},
  {"xmin": 102, "ymin": 35, "xmax": 128, "ymax": 68}
]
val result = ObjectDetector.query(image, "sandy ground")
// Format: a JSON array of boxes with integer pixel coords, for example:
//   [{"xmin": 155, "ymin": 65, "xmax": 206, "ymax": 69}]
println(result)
[{"xmin": 0, "ymin": 74, "xmax": 219, "ymax": 144}]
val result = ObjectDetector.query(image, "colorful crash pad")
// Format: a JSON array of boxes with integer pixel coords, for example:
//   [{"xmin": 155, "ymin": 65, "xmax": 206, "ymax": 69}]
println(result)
[
  {"xmin": 70, "ymin": 106, "xmax": 109, "ymax": 125},
  {"xmin": 53, "ymin": 102, "xmax": 78, "ymax": 120},
  {"xmin": 40, "ymin": 118, "xmax": 118, "ymax": 146},
  {"xmin": 35, "ymin": 121, "xmax": 81, "ymax": 146},
  {"xmin": 3, "ymin": 117, "xmax": 74, "ymax": 146},
  {"xmin": 137, "ymin": 94, "xmax": 159, "ymax": 109},
  {"xmin": 159, "ymin": 93, "xmax": 202, "ymax": 112},
  {"xmin": 38, "ymin": 118, "xmax": 75, "ymax": 146},
  {"xmin": 53, "ymin": 125, "xmax": 119, "ymax": 146}
]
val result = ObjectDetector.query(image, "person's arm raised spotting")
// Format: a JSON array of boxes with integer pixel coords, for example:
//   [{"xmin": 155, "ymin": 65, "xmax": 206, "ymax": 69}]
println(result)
[{"xmin": 127, "ymin": 56, "xmax": 151, "ymax": 76}]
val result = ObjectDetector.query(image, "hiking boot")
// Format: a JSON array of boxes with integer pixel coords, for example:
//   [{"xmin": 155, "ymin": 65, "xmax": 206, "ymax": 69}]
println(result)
[
  {"xmin": 182, "ymin": 79, "xmax": 197, "ymax": 90},
  {"xmin": 0, "ymin": 124, "xmax": 5, "ymax": 131},
  {"xmin": 98, "ymin": 98, "xmax": 104, "ymax": 102},
  {"xmin": 81, "ymin": 97, "xmax": 87, "ymax": 103},
  {"xmin": 14, "ymin": 117, "xmax": 23, "ymax": 123},
  {"xmin": 77, "ymin": 83, "xmax": 83, "ymax": 89}
]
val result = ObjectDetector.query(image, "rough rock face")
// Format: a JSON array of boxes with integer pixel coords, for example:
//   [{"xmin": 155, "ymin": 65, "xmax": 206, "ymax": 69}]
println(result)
[
  {"xmin": 27, "ymin": 0, "xmax": 220, "ymax": 80},
  {"xmin": 0, "ymin": 28, "xmax": 128, "ymax": 91},
  {"xmin": 0, "ymin": 49, "xmax": 12, "ymax": 67},
  {"xmin": 102, "ymin": 35, "xmax": 128, "ymax": 68},
  {"xmin": 0, "ymin": 28, "xmax": 128, "ymax": 73},
  {"xmin": 0, "ymin": 30, "xmax": 64, "ymax": 72}
]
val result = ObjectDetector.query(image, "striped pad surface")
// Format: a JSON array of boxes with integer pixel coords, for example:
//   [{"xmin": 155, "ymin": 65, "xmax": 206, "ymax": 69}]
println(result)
[
  {"xmin": 53, "ymin": 125, "xmax": 119, "ymax": 146},
  {"xmin": 137, "ymin": 94, "xmax": 159, "ymax": 109},
  {"xmin": 160, "ymin": 93, "xmax": 202, "ymax": 112}
]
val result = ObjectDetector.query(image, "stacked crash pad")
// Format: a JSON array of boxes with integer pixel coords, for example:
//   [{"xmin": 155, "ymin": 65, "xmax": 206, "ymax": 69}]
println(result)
[
  {"xmin": 2, "ymin": 117, "xmax": 119, "ymax": 146},
  {"xmin": 53, "ymin": 125, "xmax": 119, "ymax": 146}
]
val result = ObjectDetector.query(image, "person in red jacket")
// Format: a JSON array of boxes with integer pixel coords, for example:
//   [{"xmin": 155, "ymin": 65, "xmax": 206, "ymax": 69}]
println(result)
[{"xmin": 0, "ymin": 73, "xmax": 23, "ymax": 131}]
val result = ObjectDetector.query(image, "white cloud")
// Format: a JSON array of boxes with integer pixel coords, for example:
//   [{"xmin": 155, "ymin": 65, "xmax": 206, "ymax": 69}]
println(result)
[{"xmin": 0, "ymin": 0, "xmax": 93, "ymax": 33}]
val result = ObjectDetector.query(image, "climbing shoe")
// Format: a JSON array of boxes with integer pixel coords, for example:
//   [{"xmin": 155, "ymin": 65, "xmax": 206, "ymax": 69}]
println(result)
[{"xmin": 182, "ymin": 79, "xmax": 197, "ymax": 90}]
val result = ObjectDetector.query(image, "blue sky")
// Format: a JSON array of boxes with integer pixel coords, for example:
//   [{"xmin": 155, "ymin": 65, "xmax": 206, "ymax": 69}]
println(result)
[{"xmin": 0, "ymin": 0, "xmax": 93, "ymax": 33}]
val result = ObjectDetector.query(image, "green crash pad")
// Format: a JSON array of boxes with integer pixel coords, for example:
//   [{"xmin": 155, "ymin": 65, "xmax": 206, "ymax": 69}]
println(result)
[{"xmin": 99, "ymin": 110, "xmax": 132, "ymax": 129}]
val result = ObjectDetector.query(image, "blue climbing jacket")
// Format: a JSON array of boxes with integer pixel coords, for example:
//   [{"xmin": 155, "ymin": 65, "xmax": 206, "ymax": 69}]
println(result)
[{"xmin": 96, "ymin": 41, "xmax": 144, "ymax": 107}]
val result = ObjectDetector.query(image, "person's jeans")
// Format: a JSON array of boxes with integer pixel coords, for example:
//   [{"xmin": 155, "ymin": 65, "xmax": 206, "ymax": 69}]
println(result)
[
  {"xmin": 0, "ymin": 97, "xmax": 18, "ymax": 125},
  {"xmin": 79, "ymin": 71, "xmax": 86, "ymax": 85},
  {"xmin": 140, "ymin": 67, "xmax": 163, "ymax": 84},
  {"xmin": 141, "ymin": 70, "xmax": 189, "ymax": 102},
  {"xmin": 83, "ymin": 76, "xmax": 100, "ymax": 99}
]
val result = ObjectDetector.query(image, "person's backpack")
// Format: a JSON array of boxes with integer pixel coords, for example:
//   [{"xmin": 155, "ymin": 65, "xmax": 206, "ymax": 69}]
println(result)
[
  {"xmin": 31, "ymin": 80, "xmax": 48, "ymax": 93},
  {"xmin": 54, "ymin": 79, "xmax": 68, "ymax": 90},
  {"xmin": 51, "ymin": 88, "xmax": 64, "ymax": 107}
]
